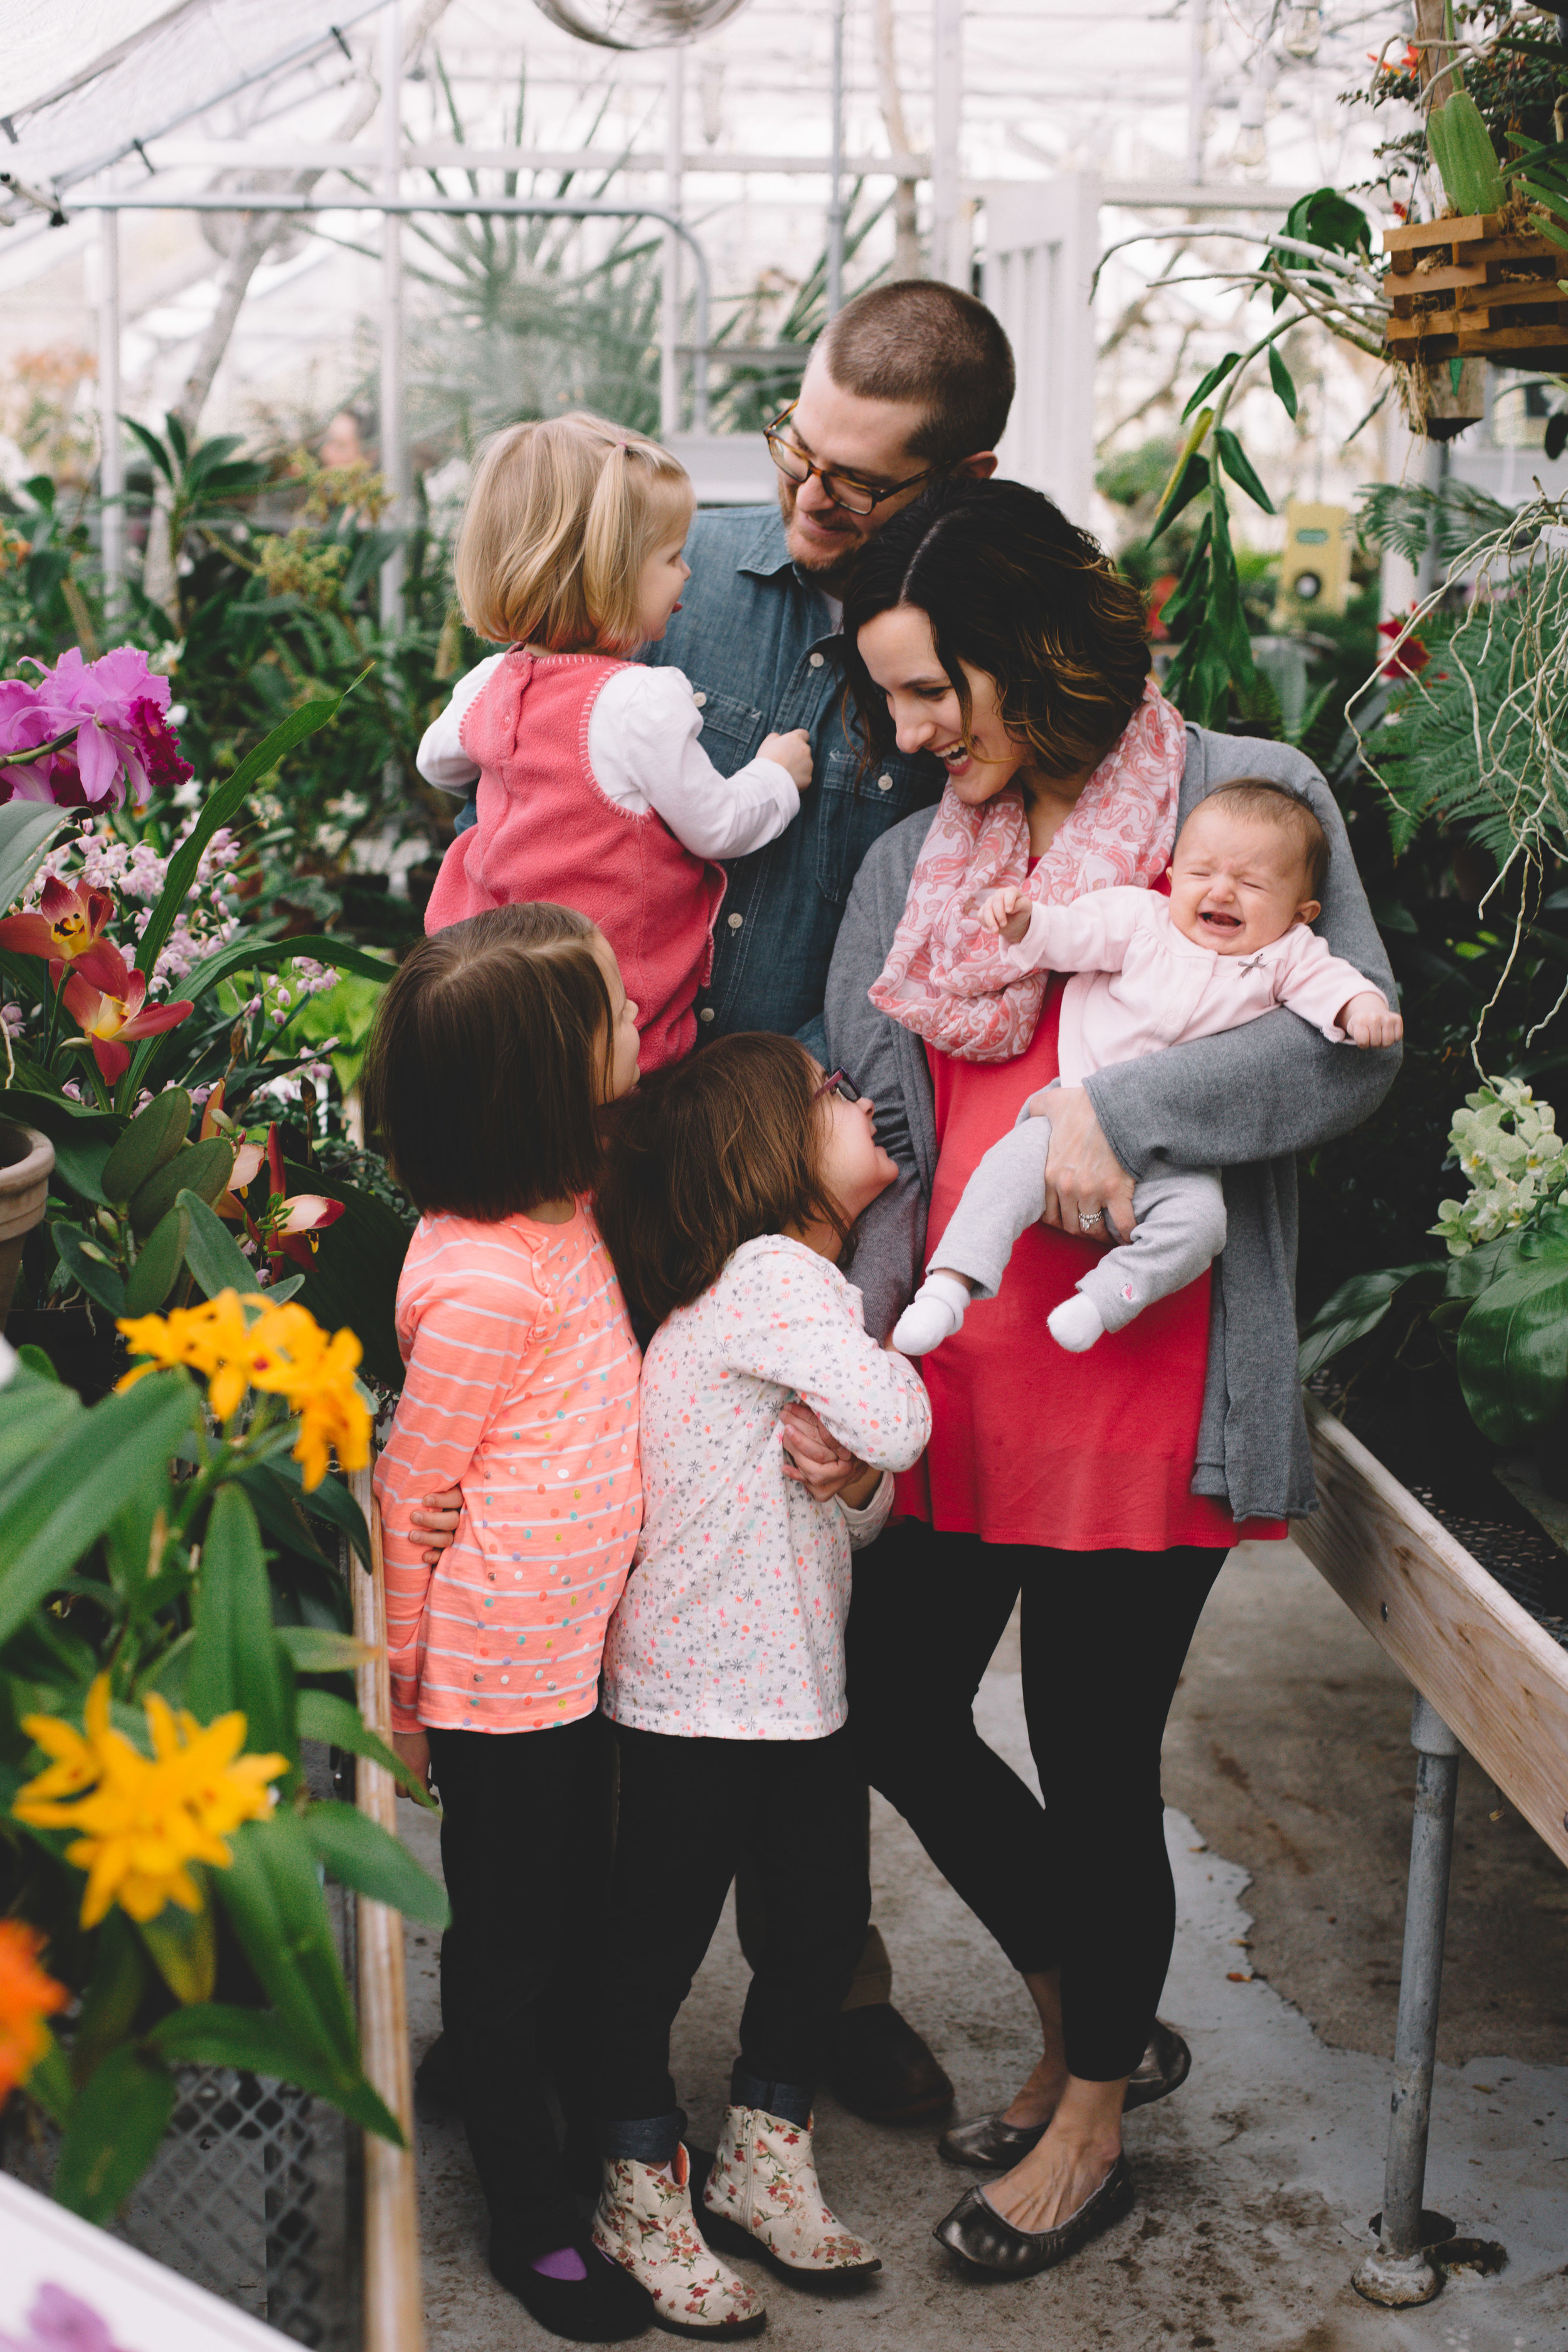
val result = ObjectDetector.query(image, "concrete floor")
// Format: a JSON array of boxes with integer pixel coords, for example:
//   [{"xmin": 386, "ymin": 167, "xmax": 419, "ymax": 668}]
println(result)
[{"xmin": 399, "ymin": 1538, "xmax": 1568, "ymax": 2351}]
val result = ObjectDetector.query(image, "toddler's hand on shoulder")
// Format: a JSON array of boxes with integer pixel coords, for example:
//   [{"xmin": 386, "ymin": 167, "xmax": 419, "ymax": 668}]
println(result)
[
  {"xmin": 760, "ymin": 728, "xmax": 813, "ymax": 791},
  {"xmin": 1341, "ymin": 992, "xmax": 1403, "ymax": 1049},
  {"xmin": 980, "ymin": 884, "xmax": 1030, "ymax": 944}
]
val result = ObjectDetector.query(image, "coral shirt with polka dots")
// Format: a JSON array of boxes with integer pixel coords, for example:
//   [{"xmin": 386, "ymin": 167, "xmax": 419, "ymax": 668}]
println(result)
[{"xmin": 374, "ymin": 1203, "xmax": 642, "ymax": 1734}]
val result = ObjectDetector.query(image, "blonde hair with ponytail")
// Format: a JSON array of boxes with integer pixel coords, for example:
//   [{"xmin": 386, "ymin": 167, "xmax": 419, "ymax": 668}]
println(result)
[{"xmin": 453, "ymin": 413, "xmax": 694, "ymax": 651}]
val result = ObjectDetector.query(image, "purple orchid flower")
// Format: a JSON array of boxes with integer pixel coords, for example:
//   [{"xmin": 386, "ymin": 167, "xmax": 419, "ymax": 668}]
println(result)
[
  {"xmin": 0, "ymin": 2282, "xmax": 137, "ymax": 2352},
  {"xmin": 0, "ymin": 648, "xmax": 193, "ymax": 811}
]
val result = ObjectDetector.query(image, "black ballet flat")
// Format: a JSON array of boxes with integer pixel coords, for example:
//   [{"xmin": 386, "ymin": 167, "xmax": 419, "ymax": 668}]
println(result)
[
  {"xmin": 938, "ymin": 2020, "xmax": 1190, "ymax": 2172},
  {"xmin": 933, "ymin": 2157, "xmax": 1133, "ymax": 2278}
]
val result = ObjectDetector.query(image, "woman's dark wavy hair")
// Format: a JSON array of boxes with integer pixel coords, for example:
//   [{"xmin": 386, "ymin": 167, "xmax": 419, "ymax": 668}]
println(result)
[{"xmin": 840, "ymin": 477, "xmax": 1152, "ymax": 782}]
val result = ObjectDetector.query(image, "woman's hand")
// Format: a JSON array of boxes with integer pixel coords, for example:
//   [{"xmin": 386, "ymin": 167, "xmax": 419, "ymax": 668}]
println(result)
[
  {"xmin": 410, "ymin": 1486, "xmax": 464, "ymax": 1564},
  {"xmin": 1034, "ymin": 1086, "xmax": 1137, "ymax": 1242},
  {"xmin": 780, "ymin": 1402, "xmax": 871, "ymax": 1503},
  {"xmin": 392, "ymin": 1727, "xmax": 432, "ymax": 1803}
]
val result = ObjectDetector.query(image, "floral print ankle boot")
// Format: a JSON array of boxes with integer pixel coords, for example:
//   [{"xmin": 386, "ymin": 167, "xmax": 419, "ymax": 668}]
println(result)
[
  {"xmin": 702, "ymin": 2104, "xmax": 882, "ymax": 2279},
  {"xmin": 593, "ymin": 2141, "xmax": 766, "ymax": 2337}
]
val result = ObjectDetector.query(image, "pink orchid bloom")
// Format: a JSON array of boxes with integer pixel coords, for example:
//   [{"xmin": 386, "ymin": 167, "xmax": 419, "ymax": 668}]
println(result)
[
  {"xmin": 262, "ymin": 1121, "xmax": 345, "ymax": 1267},
  {"xmin": 0, "ymin": 874, "xmax": 117, "ymax": 984},
  {"xmin": 0, "ymin": 647, "xmax": 193, "ymax": 810},
  {"xmin": 199, "ymin": 1081, "xmax": 268, "ymax": 1219},
  {"xmin": 61, "ymin": 941, "xmax": 193, "ymax": 1083}
]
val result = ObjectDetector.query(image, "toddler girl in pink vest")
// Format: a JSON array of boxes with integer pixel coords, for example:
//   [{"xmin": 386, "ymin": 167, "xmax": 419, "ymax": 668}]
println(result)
[{"xmin": 421, "ymin": 413, "xmax": 813, "ymax": 1068}]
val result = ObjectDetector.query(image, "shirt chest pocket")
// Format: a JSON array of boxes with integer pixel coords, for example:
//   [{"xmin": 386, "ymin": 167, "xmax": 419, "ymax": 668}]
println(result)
[
  {"xmin": 815, "ymin": 744, "xmax": 941, "ymax": 906},
  {"xmin": 689, "ymin": 684, "xmax": 764, "ymax": 777}
]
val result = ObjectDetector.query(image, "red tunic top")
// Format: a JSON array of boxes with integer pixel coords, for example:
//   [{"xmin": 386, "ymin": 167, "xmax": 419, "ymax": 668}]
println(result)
[{"xmin": 894, "ymin": 971, "xmax": 1284, "ymax": 1555}]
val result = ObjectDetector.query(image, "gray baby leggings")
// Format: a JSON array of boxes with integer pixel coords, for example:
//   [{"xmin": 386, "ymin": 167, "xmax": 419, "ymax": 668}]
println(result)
[{"xmin": 930, "ymin": 1110, "xmax": 1227, "ymax": 1336}]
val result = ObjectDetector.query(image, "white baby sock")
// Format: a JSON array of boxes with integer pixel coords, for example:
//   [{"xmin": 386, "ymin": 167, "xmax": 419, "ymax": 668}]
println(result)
[
  {"xmin": 1047, "ymin": 1291, "xmax": 1107, "ymax": 1353},
  {"xmin": 893, "ymin": 1272, "xmax": 974, "ymax": 1356}
]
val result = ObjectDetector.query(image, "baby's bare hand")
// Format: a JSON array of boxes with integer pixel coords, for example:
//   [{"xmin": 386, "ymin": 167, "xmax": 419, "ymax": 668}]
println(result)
[
  {"xmin": 1341, "ymin": 992, "xmax": 1404, "ymax": 1050},
  {"xmin": 981, "ymin": 884, "xmax": 1030, "ymax": 944},
  {"xmin": 760, "ymin": 728, "xmax": 813, "ymax": 791}
]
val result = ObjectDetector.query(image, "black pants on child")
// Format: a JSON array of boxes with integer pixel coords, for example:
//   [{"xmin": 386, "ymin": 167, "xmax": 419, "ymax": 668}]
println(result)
[
  {"xmin": 426, "ymin": 1712, "xmax": 614, "ymax": 2260},
  {"xmin": 845, "ymin": 1519, "xmax": 1226, "ymax": 2084},
  {"xmin": 593, "ymin": 1721, "xmax": 872, "ymax": 2159}
]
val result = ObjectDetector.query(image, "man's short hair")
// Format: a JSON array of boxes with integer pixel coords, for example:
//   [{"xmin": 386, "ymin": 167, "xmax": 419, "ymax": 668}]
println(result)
[{"xmin": 818, "ymin": 280, "xmax": 1015, "ymax": 464}]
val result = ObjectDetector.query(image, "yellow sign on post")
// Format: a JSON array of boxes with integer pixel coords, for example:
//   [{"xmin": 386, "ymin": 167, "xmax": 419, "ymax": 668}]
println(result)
[{"xmin": 1274, "ymin": 500, "xmax": 1352, "ymax": 623}]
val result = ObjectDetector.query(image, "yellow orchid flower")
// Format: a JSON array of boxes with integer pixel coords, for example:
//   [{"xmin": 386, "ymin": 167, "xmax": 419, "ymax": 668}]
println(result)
[{"xmin": 117, "ymin": 1288, "xmax": 369, "ymax": 1488}]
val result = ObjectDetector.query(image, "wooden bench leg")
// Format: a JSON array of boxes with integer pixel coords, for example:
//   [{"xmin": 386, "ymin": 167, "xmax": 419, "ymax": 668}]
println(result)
[{"xmin": 1353, "ymin": 1690, "xmax": 1461, "ymax": 2308}]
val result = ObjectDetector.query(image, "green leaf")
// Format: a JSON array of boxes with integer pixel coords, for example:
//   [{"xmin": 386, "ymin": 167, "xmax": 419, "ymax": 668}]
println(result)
[
  {"xmin": 72, "ymin": 1912, "xmax": 147, "ymax": 2091},
  {"xmin": 148, "ymin": 2004, "xmax": 403, "ymax": 2142},
  {"xmin": 1149, "ymin": 452, "xmax": 1210, "ymax": 543},
  {"xmin": 100, "ymin": 1088, "xmax": 191, "ymax": 1205},
  {"xmin": 122, "ymin": 415, "xmax": 174, "ymax": 485},
  {"xmin": 122, "ymin": 1202, "xmax": 189, "ymax": 1316},
  {"xmin": 177, "ymin": 931, "xmax": 395, "ymax": 1013},
  {"xmin": 276, "ymin": 1624, "xmax": 373, "ymax": 1671},
  {"xmin": 282, "ymin": 1155, "xmax": 408, "ymax": 1391},
  {"xmin": 1214, "ymin": 426, "xmax": 1274, "ymax": 515},
  {"xmin": 0, "ymin": 1368, "xmax": 82, "ymax": 1486},
  {"xmin": 49, "ymin": 1222, "xmax": 127, "ymax": 1318},
  {"xmin": 187, "ymin": 1483, "xmax": 297, "ymax": 1763},
  {"xmin": 259, "ymin": 1449, "xmax": 371, "ymax": 1564},
  {"xmin": 134, "ymin": 699, "xmax": 344, "ymax": 985},
  {"xmin": 178, "ymin": 1187, "xmax": 260, "ymax": 1300},
  {"xmin": 23, "ymin": 2031, "xmax": 73, "ymax": 2127},
  {"xmin": 53, "ymin": 2047, "xmax": 176, "ymax": 2223},
  {"xmin": 1182, "ymin": 352, "xmax": 1241, "ymax": 422},
  {"xmin": 128, "ymin": 1134, "xmax": 233, "ymax": 1237},
  {"xmin": 0, "ymin": 1372, "xmax": 200, "ymax": 1648},
  {"xmin": 297, "ymin": 1688, "xmax": 438, "ymax": 1810},
  {"xmin": 1456, "ymin": 1258, "xmax": 1568, "ymax": 1444},
  {"xmin": 213, "ymin": 1813, "xmax": 360, "ymax": 2073},
  {"xmin": 304, "ymin": 1799, "xmax": 450, "ymax": 1926},
  {"xmin": 1297, "ymin": 1263, "xmax": 1444, "ymax": 1381},
  {"xmin": 137, "ymin": 1893, "xmax": 216, "ymax": 2006},
  {"xmin": 1268, "ymin": 343, "xmax": 1298, "ymax": 420},
  {"xmin": 0, "ymin": 1089, "xmax": 119, "ymax": 1206},
  {"xmin": 0, "ymin": 802, "xmax": 68, "ymax": 918}
]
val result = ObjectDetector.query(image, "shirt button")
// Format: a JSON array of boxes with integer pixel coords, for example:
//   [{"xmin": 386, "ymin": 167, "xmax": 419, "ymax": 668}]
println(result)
[
  {"xmin": 808, "ymin": 650, "xmax": 825, "ymax": 668},
  {"xmin": 692, "ymin": 691, "xmax": 707, "ymax": 707},
  {"xmin": 877, "ymin": 773, "xmax": 893, "ymax": 792},
  {"xmin": 727, "ymin": 911, "xmax": 743, "ymax": 930},
  {"xmin": 699, "ymin": 1006, "xmax": 716, "ymax": 1022}
]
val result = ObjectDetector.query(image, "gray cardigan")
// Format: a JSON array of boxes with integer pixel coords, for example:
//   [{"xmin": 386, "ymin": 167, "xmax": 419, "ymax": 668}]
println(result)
[{"xmin": 823, "ymin": 726, "xmax": 1401, "ymax": 1523}]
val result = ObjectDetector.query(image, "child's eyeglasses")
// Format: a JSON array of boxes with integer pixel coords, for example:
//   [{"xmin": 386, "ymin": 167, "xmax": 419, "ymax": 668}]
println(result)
[{"xmin": 812, "ymin": 1069, "xmax": 862, "ymax": 1106}]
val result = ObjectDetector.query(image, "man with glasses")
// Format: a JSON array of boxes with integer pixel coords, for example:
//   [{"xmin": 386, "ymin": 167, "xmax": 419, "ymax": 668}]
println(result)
[
  {"xmin": 644, "ymin": 277, "xmax": 1014, "ymax": 1056},
  {"xmin": 638, "ymin": 281, "xmax": 1014, "ymax": 2131}
]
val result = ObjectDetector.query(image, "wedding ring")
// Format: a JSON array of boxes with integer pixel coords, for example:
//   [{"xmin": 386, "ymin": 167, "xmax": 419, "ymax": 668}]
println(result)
[{"xmin": 1078, "ymin": 1209, "xmax": 1104, "ymax": 1229}]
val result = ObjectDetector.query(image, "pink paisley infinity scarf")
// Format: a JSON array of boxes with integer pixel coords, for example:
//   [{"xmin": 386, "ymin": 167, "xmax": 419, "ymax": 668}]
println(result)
[{"xmin": 867, "ymin": 677, "xmax": 1187, "ymax": 1062}]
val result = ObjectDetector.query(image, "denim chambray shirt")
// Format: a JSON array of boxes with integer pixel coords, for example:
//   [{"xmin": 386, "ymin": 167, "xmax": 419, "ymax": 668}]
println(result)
[
  {"xmin": 450, "ymin": 504, "xmax": 943, "ymax": 1042},
  {"xmin": 642, "ymin": 504, "xmax": 944, "ymax": 1042}
]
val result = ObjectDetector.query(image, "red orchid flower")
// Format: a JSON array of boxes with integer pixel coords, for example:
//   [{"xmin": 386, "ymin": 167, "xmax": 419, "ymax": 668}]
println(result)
[
  {"xmin": 258, "ymin": 1122, "xmax": 344, "ymax": 1268},
  {"xmin": 61, "ymin": 941, "xmax": 193, "ymax": 1084},
  {"xmin": 199, "ymin": 1081, "xmax": 268, "ymax": 1219},
  {"xmin": 0, "ymin": 874, "xmax": 115, "ymax": 985},
  {"xmin": 1379, "ymin": 613, "xmax": 1430, "ymax": 680}
]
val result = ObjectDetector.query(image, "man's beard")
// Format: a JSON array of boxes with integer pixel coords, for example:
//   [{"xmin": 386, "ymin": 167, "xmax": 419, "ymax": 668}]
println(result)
[{"xmin": 777, "ymin": 477, "xmax": 865, "ymax": 590}]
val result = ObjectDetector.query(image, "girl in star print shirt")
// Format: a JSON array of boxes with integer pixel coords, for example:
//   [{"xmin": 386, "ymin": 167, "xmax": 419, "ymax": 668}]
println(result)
[{"xmin": 365, "ymin": 902, "xmax": 653, "ymax": 2345}]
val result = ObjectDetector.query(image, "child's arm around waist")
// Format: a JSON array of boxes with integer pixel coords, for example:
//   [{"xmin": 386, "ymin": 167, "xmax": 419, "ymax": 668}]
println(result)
[
  {"xmin": 593, "ymin": 665, "xmax": 805, "ymax": 859},
  {"xmin": 718, "ymin": 1237, "xmax": 931, "ymax": 1473},
  {"xmin": 373, "ymin": 1240, "xmax": 547, "ymax": 1732}
]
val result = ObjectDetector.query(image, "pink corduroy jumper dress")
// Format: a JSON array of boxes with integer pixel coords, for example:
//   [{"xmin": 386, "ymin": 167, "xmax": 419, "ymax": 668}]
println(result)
[{"xmin": 423, "ymin": 648, "xmax": 727, "ymax": 1071}]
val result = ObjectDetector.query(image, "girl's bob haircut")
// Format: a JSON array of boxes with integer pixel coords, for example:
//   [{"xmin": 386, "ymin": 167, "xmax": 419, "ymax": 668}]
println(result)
[
  {"xmin": 361, "ymin": 903, "xmax": 614, "ymax": 1220},
  {"xmin": 597, "ymin": 1033, "xmax": 850, "ymax": 1330},
  {"xmin": 841, "ymin": 476, "xmax": 1152, "ymax": 782},
  {"xmin": 454, "ymin": 411, "xmax": 694, "ymax": 652}
]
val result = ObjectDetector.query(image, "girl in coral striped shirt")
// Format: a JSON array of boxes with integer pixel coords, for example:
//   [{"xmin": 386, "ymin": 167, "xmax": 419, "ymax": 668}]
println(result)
[{"xmin": 365, "ymin": 902, "xmax": 651, "ymax": 2346}]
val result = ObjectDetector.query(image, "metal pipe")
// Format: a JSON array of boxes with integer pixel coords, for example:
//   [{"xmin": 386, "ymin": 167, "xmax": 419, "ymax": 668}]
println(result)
[
  {"xmin": 379, "ymin": 0, "xmax": 405, "ymax": 632},
  {"xmin": 97, "ymin": 208, "xmax": 124, "ymax": 615},
  {"xmin": 930, "ymin": 0, "xmax": 963, "ymax": 287},
  {"xmin": 827, "ymin": 0, "xmax": 847, "ymax": 317},
  {"xmin": 1187, "ymin": 0, "xmax": 1209, "ymax": 186},
  {"xmin": 661, "ymin": 48, "xmax": 685, "ymax": 439},
  {"xmin": 67, "ymin": 192, "xmax": 711, "ymax": 432},
  {"xmin": 1352, "ymin": 1689, "xmax": 1461, "ymax": 2311}
]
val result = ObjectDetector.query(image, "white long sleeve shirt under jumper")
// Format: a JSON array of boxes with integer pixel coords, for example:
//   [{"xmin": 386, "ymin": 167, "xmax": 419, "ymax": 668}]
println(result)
[
  {"xmin": 600, "ymin": 1236, "xmax": 932, "ymax": 1742},
  {"xmin": 417, "ymin": 652, "xmax": 800, "ymax": 861}
]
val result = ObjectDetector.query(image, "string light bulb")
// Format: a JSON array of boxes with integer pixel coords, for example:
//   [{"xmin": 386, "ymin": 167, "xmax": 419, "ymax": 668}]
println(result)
[{"xmin": 1283, "ymin": 6, "xmax": 1322, "ymax": 60}]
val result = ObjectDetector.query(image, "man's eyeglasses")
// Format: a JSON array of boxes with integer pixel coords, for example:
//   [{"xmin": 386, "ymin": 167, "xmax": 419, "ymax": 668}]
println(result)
[
  {"xmin": 812, "ymin": 1068, "xmax": 862, "ymax": 1106},
  {"xmin": 763, "ymin": 403, "xmax": 937, "ymax": 519}
]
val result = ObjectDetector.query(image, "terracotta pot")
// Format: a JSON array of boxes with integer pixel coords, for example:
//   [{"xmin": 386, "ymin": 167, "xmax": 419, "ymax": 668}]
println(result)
[{"xmin": 0, "ymin": 1119, "xmax": 53, "ymax": 1334}]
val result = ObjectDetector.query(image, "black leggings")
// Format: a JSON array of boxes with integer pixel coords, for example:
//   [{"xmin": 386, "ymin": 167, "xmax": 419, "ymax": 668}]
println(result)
[
  {"xmin": 593, "ymin": 1722, "xmax": 871, "ymax": 2140},
  {"xmin": 844, "ymin": 1520, "xmax": 1226, "ymax": 2083}
]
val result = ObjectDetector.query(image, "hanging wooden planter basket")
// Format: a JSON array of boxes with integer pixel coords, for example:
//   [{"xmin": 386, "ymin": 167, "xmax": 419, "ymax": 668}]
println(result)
[{"xmin": 1384, "ymin": 210, "xmax": 1568, "ymax": 373}]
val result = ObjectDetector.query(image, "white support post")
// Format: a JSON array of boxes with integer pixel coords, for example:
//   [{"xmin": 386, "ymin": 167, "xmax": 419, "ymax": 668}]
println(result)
[
  {"xmin": 930, "ymin": 0, "xmax": 964, "ymax": 288},
  {"xmin": 379, "ymin": 0, "xmax": 406, "ymax": 634},
  {"xmin": 1187, "ymin": 0, "xmax": 1209, "ymax": 185},
  {"xmin": 981, "ymin": 172, "xmax": 1099, "ymax": 522},
  {"xmin": 660, "ymin": 49, "xmax": 686, "ymax": 440},
  {"xmin": 97, "ymin": 208, "xmax": 124, "ymax": 618},
  {"xmin": 827, "ymin": 0, "xmax": 847, "ymax": 318}
]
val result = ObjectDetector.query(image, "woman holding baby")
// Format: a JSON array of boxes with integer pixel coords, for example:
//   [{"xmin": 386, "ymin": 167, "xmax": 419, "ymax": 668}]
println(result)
[{"xmin": 823, "ymin": 477, "xmax": 1401, "ymax": 2280}]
